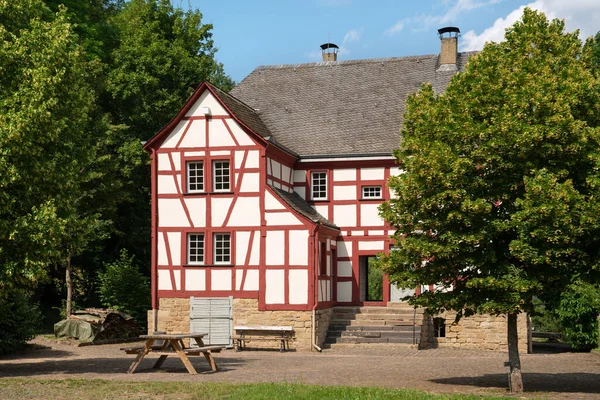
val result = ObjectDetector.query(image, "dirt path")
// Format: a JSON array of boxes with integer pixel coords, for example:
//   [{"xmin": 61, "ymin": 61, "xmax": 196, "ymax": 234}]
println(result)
[{"xmin": 1, "ymin": 337, "xmax": 599, "ymax": 398}]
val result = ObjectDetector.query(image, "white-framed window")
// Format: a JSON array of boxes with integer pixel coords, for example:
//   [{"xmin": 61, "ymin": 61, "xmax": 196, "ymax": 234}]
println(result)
[
  {"xmin": 213, "ymin": 160, "xmax": 230, "ymax": 192},
  {"xmin": 362, "ymin": 185, "xmax": 382, "ymax": 199},
  {"xmin": 187, "ymin": 161, "xmax": 204, "ymax": 192},
  {"xmin": 213, "ymin": 233, "xmax": 231, "ymax": 264},
  {"xmin": 187, "ymin": 233, "xmax": 205, "ymax": 264},
  {"xmin": 311, "ymin": 171, "xmax": 327, "ymax": 200}
]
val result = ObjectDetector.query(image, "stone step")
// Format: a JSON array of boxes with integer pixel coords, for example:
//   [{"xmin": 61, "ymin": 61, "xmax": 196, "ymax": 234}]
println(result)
[
  {"xmin": 321, "ymin": 342, "xmax": 417, "ymax": 350},
  {"xmin": 334, "ymin": 306, "xmax": 424, "ymax": 315},
  {"xmin": 328, "ymin": 324, "xmax": 417, "ymax": 332},
  {"xmin": 330, "ymin": 318, "xmax": 420, "ymax": 327},
  {"xmin": 327, "ymin": 330, "xmax": 418, "ymax": 339},
  {"xmin": 325, "ymin": 336, "xmax": 418, "ymax": 345}
]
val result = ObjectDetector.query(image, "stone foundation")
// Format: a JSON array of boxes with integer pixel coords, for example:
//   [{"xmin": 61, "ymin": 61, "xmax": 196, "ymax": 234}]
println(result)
[{"xmin": 420, "ymin": 311, "xmax": 529, "ymax": 353}]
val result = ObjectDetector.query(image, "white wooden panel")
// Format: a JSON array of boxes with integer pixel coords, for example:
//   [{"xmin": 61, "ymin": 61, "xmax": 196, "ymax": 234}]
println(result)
[
  {"xmin": 338, "ymin": 261, "xmax": 352, "ymax": 277},
  {"xmin": 333, "ymin": 168, "xmax": 356, "ymax": 181},
  {"xmin": 161, "ymin": 120, "xmax": 188, "ymax": 148},
  {"xmin": 294, "ymin": 186, "xmax": 306, "ymax": 199},
  {"xmin": 360, "ymin": 167, "xmax": 384, "ymax": 180},
  {"xmin": 178, "ymin": 120, "xmax": 205, "ymax": 148},
  {"xmin": 211, "ymin": 197, "xmax": 232, "ymax": 227},
  {"xmin": 173, "ymin": 270, "xmax": 181, "ymax": 290},
  {"xmin": 289, "ymin": 270, "xmax": 308, "ymax": 304},
  {"xmin": 158, "ymin": 269, "xmax": 172, "ymax": 290},
  {"xmin": 212, "ymin": 269, "xmax": 232, "ymax": 291},
  {"xmin": 208, "ymin": 119, "xmax": 236, "ymax": 147},
  {"xmin": 158, "ymin": 199, "xmax": 190, "ymax": 227},
  {"xmin": 337, "ymin": 281, "xmax": 352, "ymax": 302},
  {"xmin": 314, "ymin": 204, "xmax": 329, "ymax": 220},
  {"xmin": 244, "ymin": 269, "xmax": 259, "ymax": 291},
  {"xmin": 249, "ymin": 232, "xmax": 260, "ymax": 265},
  {"xmin": 271, "ymin": 160, "xmax": 281, "ymax": 179},
  {"xmin": 266, "ymin": 212, "xmax": 302, "ymax": 226},
  {"xmin": 185, "ymin": 269, "xmax": 206, "ymax": 291},
  {"xmin": 186, "ymin": 90, "xmax": 227, "ymax": 116},
  {"xmin": 158, "ymin": 175, "xmax": 178, "ymax": 195},
  {"xmin": 265, "ymin": 191, "xmax": 285, "ymax": 210},
  {"xmin": 227, "ymin": 197, "xmax": 261, "ymax": 227},
  {"xmin": 171, "ymin": 152, "xmax": 181, "ymax": 171},
  {"xmin": 265, "ymin": 269, "xmax": 285, "ymax": 304},
  {"xmin": 227, "ymin": 118, "xmax": 256, "ymax": 146},
  {"xmin": 158, "ymin": 153, "xmax": 171, "ymax": 171},
  {"xmin": 289, "ymin": 230, "xmax": 309, "ymax": 266},
  {"xmin": 333, "ymin": 185, "xmax": 356, "ymax": 200},
  {"xmin": 240, "ymin": 173, "xmax": 260, "ymax": 192},
  {"xmin": 358, "ymin": 241, "xmax": 384, "ymax": 251},
  {"xmin": 167, "ymin": 232, "xmax": 181, "ymax": 266},
  {"xmin": 266, "ymin": 230, "xmax": 285, "ymax": 265},
  {"xmin": 293, "ymin": 170, "xmax": 306, "ymax": 183},
  {"xmin": 246, "ymin": 150, "xmax": 260, "ymax": 168},
  {"xmin": 184, "ymin": 198, "xmax": 206, "ymax": 227},
  {"xmin": 361, "ymin": 204, "xmax": 384, "ymax": 226},
  {"xmin": 158, "ymin": 233, "xmax": 168, "ymax": 266},
  {"xmin": 235, "ymin": 231, "xmax": 251, "ymax": 265},
  {"xmin": 281, "ymin": 165, "xmax": 291, "ymax": 184},
  {"xmin": 333, "ymin": 204, "xmax": 356, "ymax": 227}
]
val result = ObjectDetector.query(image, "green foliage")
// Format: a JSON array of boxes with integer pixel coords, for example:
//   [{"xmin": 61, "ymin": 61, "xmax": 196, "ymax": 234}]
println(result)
[
  {"xmin": 530, "ymin": 297, "xmax": 562, "ymax": 334},
  {"xmin": 555, "ymin": 282, "xmax": 600, "ymax": 351},
  {"xmin": 0, "ymin": 289, "xmax": 41, "ymax": 355},
  {"xmin": 367, "ymin": 258, "xmax": 383, "ymax": 301},
  {"xmin": 380, "ymin": 9, "xmax": 600, "ymax": 320},
  {"xmin": 97, "ymin": 250, "xmax": 150, "ymax": 325}
]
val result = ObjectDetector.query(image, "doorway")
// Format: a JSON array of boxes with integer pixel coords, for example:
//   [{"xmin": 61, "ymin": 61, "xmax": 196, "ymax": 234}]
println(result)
[{"xmin": 359, "ymin": 256, "xmax": 383, "ymax": 302}]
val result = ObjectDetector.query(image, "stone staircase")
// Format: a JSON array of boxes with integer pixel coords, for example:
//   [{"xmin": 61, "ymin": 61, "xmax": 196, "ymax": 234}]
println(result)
[{"xmin": 323, "ymin": 303, "xmax": 425, "ymax": 348}]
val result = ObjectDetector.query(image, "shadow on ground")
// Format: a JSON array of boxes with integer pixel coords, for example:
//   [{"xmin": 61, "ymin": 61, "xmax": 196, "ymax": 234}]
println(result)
[{"xmin": 430, "ymin": 372, "xmax": 600, "ymax": 394}]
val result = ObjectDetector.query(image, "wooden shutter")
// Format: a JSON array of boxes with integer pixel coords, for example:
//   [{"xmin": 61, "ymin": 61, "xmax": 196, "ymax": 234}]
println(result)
[{"xmin": 189, "ymin": 296, "xmax": 233, "ymax": 347}]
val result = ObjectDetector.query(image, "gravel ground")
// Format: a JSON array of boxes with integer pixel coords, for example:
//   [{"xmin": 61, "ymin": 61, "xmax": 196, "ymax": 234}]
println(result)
[{"xmin": 0, "ymin": 336, "xmax": 599, "ymax": 398}]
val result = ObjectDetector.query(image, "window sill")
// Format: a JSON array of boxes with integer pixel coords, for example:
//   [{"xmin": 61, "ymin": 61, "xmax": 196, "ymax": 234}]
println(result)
[
  {"xmin": 310, "ymin": 198, "xmax": 329, "ymax": 202},
  {"xmin": 183, "ymin": 264, "xmax": 234, "ymax": 268},
  {"xmin": 359, "ymin": 198, "xmax": 383, "ymax": 202},
  {"xmin": 184, "ymin": 191, "xmax": 234, "ymax": 196}
]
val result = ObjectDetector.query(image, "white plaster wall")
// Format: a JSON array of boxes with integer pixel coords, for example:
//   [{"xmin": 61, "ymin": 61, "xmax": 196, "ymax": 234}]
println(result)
[
  {"xmin": 333, "ymin": 185, "xmax": 356, "ymax": 201},
  {"xmin": 358, "ymin": 241, "xmax": 384, "ymax": 251},
  {"xmin": 185, "ymin": 269, "xmax": 206, "ymax": 291},
  {"xmin": 266, "ymin": 212, "xmax": 302, "ymax": 226},
  {"xmin": 314, "ymin": 204, "xmax": 329, "ymax": 220},
  {"xmin": 178, "ymin": 120, "xmax": 206, "ymax": 148},
  {"xmin": 389, "ymin": 167, "xmax": 404, "ymax": 177},
  {"xmin": 167, "ymin": 232, "xmax": 181, "ymax": 266},
  {"xmin": 265, "ymin": 191, "xmax": 285, "ymax": 210},
  {"xmin": 266, "ymin": 230, "xmax": 285, "ymax": 265},
  {"xmin": 281, "ymin": 165, "xmax": 292, "ymax": 184},
  {"xmin": 246, "ymin": 150, "xmax": 260, "ymax": 168},
  {"xmin": 235, "ymin": 231, "xmax": 251, "ymax": 265},
  {"xmin": 171, "ymin": 152, "xmax": 181, "ymax": 170},
  {"xmin": 211, "ymin": 269, "xmax": 232, "ymax": 291},
  {"xmin": 333, "ymin": 168, "xmax": 356, "ymax": 181},
  {"xmin": 270, "ymin": 159, "xmax": 281, "ymax": 179},
  {"xmin": 289, "ymin": 270, "xmax": 308, "ymax": 304},
  {"xmin": 158, "ymin": 199, "xmax": 190, "ymax": 227},
  {"xmin": 158, "ymin": 269, "xmax": 171, "ymax": 290},
  {"xmin": 289, "ymin": 230, "xmax": 309, "ymax": 266},
  {"xmin": 210, "ymin": 150, "xmax": 230, "ymax": 156},
  {"xmin": 337, "ymin": 281, "xmax": 352, "ymax": 302},
  {"xmin": 244, "ymin": 269, "xmax": 259, "ymax": 291},
  {"xmin": 337, "ymin": 241, "xmax": 352, "ymax": 257},
  {"xmin": 249, "ymin": 232, "xmax": 260, "ymax": 265},
  {"xmin": 265, "ymin": 269, "xmax": 285, "ymax": 304},
  {"xmin": 333, "ymin": 204, "xmax": 357, "ymax": 227},
  {"xmin": 186, "ymin": 90, "xmax": 228, "ymax": 116},
  {"xmin": 161, "ymin": 120, "xmax": 188, "ymax": 148},
  {"xmin": 183, "ymin": 198, "xmax": 206, "ymax": 227},
  {"xmin": 293, "ymin": 186, "xmax": 306, "ymax": 199},
  {"xmin": 227, "ymin": 197, "xmax": 261, "ymax": 227},
  {"xmin": 208, "ymin": 119, "xmax": 236, "ymax": 147},
  {"xmin": 369, "ymin": 230, "xmax": 385, "ymax": 236},
  {"xmin": 184, "ymin": 151, "xmax": 205, "ymax": 157},
  {"xmin": 338, "ymin": 261, "xmax": 353, "ymax": 277},
  {"xmin": 360, "ymin": 203, "xmax": 384, "ymax": 226},
  {"xmin": 227, "ymin": 119, "xmax": 256, "ymax": 146},
  {"xmin": 240, "ymin": 173, "xmax": 260, "ymax": 193},
  {"xmin": 211, "ymin": 197, "xmax": 233, "ymax": 227},
  {"xmin": 173, "ymin": 270, "xmax": 181, "ymax": 290},
  {"xmin": 158, "ymin": 153, "xmax": 172, "ymax": 171},
  {"xmin": 293, "ymin": 170, "xmax": 306, "ymax": 183},
  {"xmin": 360, "ymin": 167, "xmax": 385, "ymax": 180},
  {"xmin": 158, "ymin": 234, "xmax": 168, "ymax": 266},
  {"xmin": 234, "ymin": 151, "xmax": 244, "ymax": 169}
]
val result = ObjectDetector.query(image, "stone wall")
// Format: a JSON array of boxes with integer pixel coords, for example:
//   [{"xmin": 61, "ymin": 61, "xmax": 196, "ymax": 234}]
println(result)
[
  {"xmin": 314, "ymin": 308, "xmax": 334, "ymax": 348},
  {"xmin": 420, "ymin": 311, "xmax": 529, "ymax": 353}
]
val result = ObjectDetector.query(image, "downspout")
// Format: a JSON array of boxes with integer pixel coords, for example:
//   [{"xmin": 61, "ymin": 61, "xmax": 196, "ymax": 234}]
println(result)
[
  {"xmin": 150, "ymin": 147, "xmax": 159, "ymax": 332},
  {"xmin": 312, "ymin": 223, "xmax": 322, "ymax": 352}
]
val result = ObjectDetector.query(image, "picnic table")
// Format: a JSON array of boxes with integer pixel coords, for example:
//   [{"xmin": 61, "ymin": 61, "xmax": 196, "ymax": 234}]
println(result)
[
  {"xmin": 233, "ymin": 325, "xmax": 295, "ymax": 352},
  {"xmin": 123, "ymin": 332, "xmax": 224, "ymax": 375}
]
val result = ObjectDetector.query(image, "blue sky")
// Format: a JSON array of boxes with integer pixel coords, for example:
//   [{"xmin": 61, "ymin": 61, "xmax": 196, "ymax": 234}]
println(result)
[{"xmin": 187, "ymin": 0, "xmax": 600, "ymax": 83}]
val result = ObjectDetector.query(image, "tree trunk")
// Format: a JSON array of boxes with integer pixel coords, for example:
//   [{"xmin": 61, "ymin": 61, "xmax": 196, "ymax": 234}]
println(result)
[
  {"xmin": 507, "ymin": 312, "xmax": 524, "ymax": 393},
  {"xmin": 65, "ymin": 256, "xmax": 73, "ymax": 318}
]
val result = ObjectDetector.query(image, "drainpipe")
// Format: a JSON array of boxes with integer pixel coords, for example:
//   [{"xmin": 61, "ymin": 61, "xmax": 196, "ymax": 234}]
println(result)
[
  {"xmin": 312, "ymin": 223, "xmax": 322, "ymax": 352},
  {"xmin": 150, "ymin": 147, "xmax": 159, "ymax": 333}
]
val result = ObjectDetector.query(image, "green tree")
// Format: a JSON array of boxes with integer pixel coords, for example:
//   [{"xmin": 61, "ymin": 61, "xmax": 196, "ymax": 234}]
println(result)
[{"xmin": 379, "ymin": 9, "xmax": 600, "ymax": 393}]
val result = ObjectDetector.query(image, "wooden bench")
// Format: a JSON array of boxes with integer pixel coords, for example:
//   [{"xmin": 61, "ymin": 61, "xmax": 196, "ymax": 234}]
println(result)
[
  {"xmin": 532, "ymin": 331, "xmax": 561, "ymax": 342},
  {"xmin": 121, "ymin": 345, "xmax": 223, "ymax": 355},
  {"xmin": 233, "ymin": 325, "xmax": 295, "ymax": 352}
]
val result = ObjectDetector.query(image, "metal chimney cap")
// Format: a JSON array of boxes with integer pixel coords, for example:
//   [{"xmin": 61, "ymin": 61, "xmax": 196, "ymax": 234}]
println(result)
[
  {"xmin": 437, "ymin": 27, "xmax": 460, "ymax": 37},
  {"xmin": 320, "ymin": 43, "xmax": 339, "ymax": 51}
]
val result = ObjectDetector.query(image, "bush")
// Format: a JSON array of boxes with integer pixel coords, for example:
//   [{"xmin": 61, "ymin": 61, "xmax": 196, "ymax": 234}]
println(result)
[
  {"xmin": 555, "ymin": 281, "xmax": 600, "ymax": 351},
  {"xmin": 97, "ymin": 250, "xmax": 150, "ymax": 327},
  {"xmin": 0, "ymin": 289, "xmax": 41, "ymax": 355}
]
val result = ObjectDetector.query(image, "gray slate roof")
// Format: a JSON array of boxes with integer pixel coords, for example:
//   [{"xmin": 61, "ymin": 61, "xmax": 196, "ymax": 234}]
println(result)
[
  {"xmin": 268, "ymin": 185, "xmax": 338, "ymax": 229},
  {"xmin": 230, "ymin": 52, "xmax": 474, "ymax": 157}
]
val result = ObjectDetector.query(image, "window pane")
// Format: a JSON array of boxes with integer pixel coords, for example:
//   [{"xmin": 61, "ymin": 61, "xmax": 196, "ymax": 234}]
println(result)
[
  {"xmin": 362, "ymin": 186, "xmax": 382, "ymax": 199},
  {"xmin": 214, "ymin": 233, "xmax": 231, "ymax": 264},
  {"xmin": 311, "ymin": 172, "xmax": 327, "ymax": 199},
  {"xmin": 187, "ymin": 162, "xmax": 204, "ymax": 192},
  {"xmin": 188, "ymin": 234, "xmax": 204, "ymax": 264},
  {"xmin": 213, "ymin": 161, "xmax": 230, "ymax": 191}
]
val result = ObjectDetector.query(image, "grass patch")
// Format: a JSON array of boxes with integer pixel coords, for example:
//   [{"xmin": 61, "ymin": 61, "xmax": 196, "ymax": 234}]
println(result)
[{"xmin": 0, "ymin": 379, "xmax": 507, "ymax": 400}]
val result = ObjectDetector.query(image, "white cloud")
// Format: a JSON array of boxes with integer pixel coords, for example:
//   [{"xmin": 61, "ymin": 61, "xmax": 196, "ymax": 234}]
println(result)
[
  {"xmin": 339, "ymin": 28, "xmax": 364, "ymax": 55},
  {"xmin": 460, "ymin": 0, "xmax": 600, "ymax": 51},
  {"xmin": 385, "ymin": 21, "xmax": 405, "ymax": 36}
]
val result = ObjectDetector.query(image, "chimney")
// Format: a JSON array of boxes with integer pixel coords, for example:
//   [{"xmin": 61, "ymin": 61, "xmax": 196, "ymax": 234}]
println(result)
[
  {"xmin": 320, "ymin": 43, "xmax": 339, "ymax": 62},
  {"xmin": 437, "ymin": 27, "xmax": 460, "ymax": 70}
]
